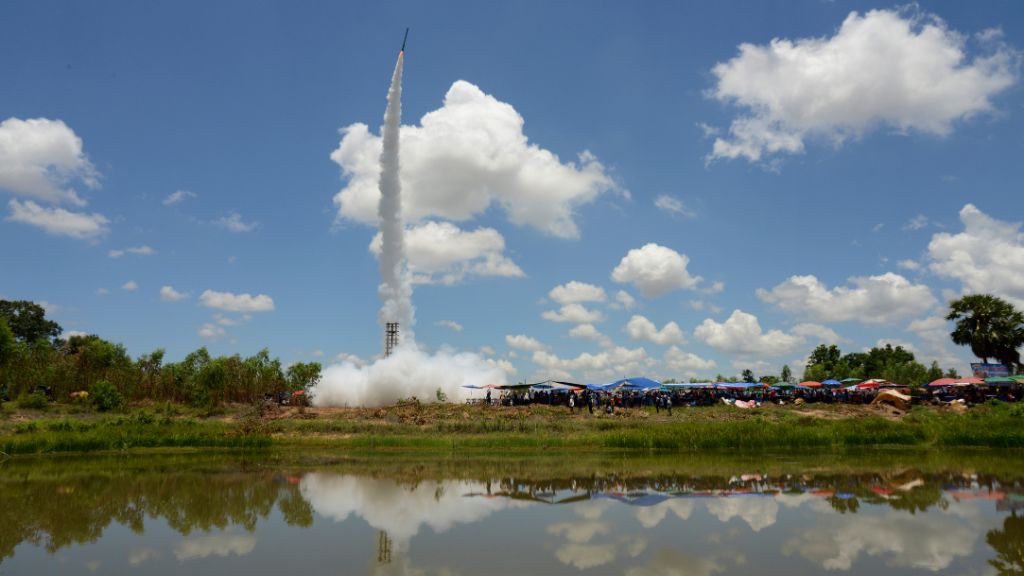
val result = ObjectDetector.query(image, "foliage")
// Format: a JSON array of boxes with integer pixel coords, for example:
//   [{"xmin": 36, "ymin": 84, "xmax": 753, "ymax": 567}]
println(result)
[
  {"xmin": 987, "ymin": 512, "xmax": 1024, "ymax": 576},
  {"xmin": 802, "ymin": 342, "xmax": 951, "ymax": 385},
  {"xmin": 90, "ymin": 380, "xmax": 124, "ymax": 412},
  {"xmin": 0, "ymin": 299, "xmax": 62, "ymax": 343},
  {"xmin": 741, "ymin": 369, "xmax": 755, "ymax": 382},
  {"xmin": 16, "ymin": 392, "xmax": 49, "ymax": 411},
  {"xmin": 0, "ymin": 317, "xmax": 15, "ymax": 366},
  {"xmin": 947, "ymin": 294, "xmax": 1024, "ymax": 369},
  {"xmin": 0, "ymin": 303, "xmax": 323, "ymax": 409},
  {"xmin": 780, "ymin": 365, "xmax": 792, "ymax": 383}
]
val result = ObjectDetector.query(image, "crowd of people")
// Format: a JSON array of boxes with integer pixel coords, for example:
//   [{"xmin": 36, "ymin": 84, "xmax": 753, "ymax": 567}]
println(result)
[{"xmin": 477, "ymin": 381, "xmax": 1024, "ymax": 412}]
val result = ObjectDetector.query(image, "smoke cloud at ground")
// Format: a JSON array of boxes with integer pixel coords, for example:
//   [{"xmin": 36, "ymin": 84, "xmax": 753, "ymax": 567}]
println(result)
[{"xmin": 312, "ymin": 346, "xmax": 506, "ymax": 407}]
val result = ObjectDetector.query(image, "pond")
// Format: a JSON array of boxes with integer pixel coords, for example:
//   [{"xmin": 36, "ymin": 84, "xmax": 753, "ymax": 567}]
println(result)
[{"xmin": 1, "ymin": 450, "xmax": 1022, "ymax": 575}]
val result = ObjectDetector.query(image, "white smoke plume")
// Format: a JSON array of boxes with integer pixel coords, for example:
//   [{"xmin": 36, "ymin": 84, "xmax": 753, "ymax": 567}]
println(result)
[
  {"xmin": 377, "ymin": 51, "xmax": 415, "ymax": 337},
  {"xmin": 315, "ymin": 346, "xmax": 506, "ymax": 407},
  {"xmin": 314, "ymin": 48, "xmax": 509, "ymax": 407}
]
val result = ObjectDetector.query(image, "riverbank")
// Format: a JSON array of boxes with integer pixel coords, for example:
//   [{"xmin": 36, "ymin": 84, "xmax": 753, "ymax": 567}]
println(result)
[{"xmin": 2, "ymin": 399, "xmax": 1023, "ymax": 455}]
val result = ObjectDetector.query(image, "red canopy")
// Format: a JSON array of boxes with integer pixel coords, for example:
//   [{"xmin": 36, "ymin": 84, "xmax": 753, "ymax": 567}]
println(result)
[
  {"xmin": 927, "ymin": 377, "xmax": 985, "ymax": 387},
  {"xmin": 800, "ymin": 381, "xmax": 822, "ymax": 388}
]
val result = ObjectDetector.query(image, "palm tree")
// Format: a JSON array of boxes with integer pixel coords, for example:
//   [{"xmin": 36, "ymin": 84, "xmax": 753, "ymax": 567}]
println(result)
[{"xmin": 946, "ymin": 295, "xmax": 1024, "ymax": 369}]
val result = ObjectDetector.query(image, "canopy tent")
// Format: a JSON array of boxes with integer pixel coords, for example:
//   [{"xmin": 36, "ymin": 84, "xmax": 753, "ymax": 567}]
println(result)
[
  {"xmin": 662, "ymin": 382, "xmax": 716, "ymax": 389},
  {"xmin": 855, "ymin": 379, "xmax": 892, "ymax": 389},
  {"xmin": 985, "ymin": 377, "xmax": 1018, "ymax": 387},
  {"xmin": 461, "ymin": 384, "xmax": 503, "ymax": 389},
  {"xmin": 927, "ymin": 377, "xmax": 985, "ymax": 387},
  {"xmin": 602, "ymin": 377, "xmax": 663, "ymax": 391},
  {"xmin": 800, "ymin": 381, "xmax": 823, "ymax": 388},
  {"xmin": 772, "ymin": 383, "xmax": 810, "ymax": 390},
  {"xmin": 841, "ymin": 378, "xmax": 862, "ymax": 384},
  {"xmin": 496, "ymin": 380, "xmax": 585, "ymax": 391},
  {"xmin": 821, "ymin": 379, "xmax": 843, "ymax": 387},
  {"xmin": 715, "ymin": 382, "xmax": 766, "ymax": 389}
]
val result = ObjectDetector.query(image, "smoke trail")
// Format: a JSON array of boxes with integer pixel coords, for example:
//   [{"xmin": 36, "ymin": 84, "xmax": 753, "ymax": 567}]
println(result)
[
  {"xmin": 377, "ymin": 51, "xmax": 415, "ymax": 342},
  {"xmin": 313, "ymin": 44, "xmax": 510, "ymax": 407}
]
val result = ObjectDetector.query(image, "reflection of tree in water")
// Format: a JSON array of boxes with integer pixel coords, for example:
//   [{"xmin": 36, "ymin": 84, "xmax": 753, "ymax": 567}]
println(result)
[
  {"xmin": 0, "ymin": 467, "xmax": 309, "ymax": 562},
  {"xmin": 1, "ymin": 459, "xmax": 1022, "ymax": 571},
  {"xmin": 988, "ymin": 512, "xmax": 1024, "ymax": 576}
]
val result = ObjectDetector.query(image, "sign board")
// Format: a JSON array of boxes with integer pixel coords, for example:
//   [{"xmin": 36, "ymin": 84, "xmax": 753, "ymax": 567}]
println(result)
[{"xmin": 971, "ymin": 363, "xmax": 1012, "ymax": 378}]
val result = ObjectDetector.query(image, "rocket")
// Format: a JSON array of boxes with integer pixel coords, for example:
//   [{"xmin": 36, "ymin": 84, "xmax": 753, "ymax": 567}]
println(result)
[{"xmin": 401, "ymin": 28, "xmax": 409, "ymax": 53}]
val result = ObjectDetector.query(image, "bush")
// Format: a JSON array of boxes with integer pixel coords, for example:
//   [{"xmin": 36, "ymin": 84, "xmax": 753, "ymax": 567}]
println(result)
[
  {"xmin": 16, "ymin": 392, "xmax": 49, "ymax": 411},
  {"xmin": 90, "ymin": 380, "xmax": 124, "ymax": 412}
]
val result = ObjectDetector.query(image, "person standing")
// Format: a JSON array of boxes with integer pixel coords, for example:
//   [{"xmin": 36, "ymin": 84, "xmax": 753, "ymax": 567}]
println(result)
[{"xmin": 666, "ymin": 395, "xmax": 673, "ymax": 416}]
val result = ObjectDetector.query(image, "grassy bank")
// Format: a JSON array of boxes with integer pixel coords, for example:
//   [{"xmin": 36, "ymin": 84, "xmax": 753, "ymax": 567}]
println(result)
[{"xmin": 2, "ymin": 399, "xmax": 1024, "ymax": 455}]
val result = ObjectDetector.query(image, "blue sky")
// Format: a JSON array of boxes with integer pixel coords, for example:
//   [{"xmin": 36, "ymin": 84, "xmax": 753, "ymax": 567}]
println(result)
[{"xmin": 2, "ymin": 0, "xmax": 1023, "ymax": 383}]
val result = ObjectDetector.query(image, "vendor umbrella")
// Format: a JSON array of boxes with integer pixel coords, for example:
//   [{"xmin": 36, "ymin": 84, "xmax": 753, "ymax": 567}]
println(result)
[
  {"xmin": 821, "ymin": 379, "xmax": 842, "ymax": 387},
  {"xmin": 800, "ymin": 381, "xmax": 822, "ymax": 388},
  {"xmin": 986, "ymin": 377, "xmax": 1017, "ymax": 387}
]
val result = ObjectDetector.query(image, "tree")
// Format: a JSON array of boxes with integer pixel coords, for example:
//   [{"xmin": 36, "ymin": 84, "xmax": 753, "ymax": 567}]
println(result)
[
  {"xmin": 987, "ymin": 513, "xmax": 1024, "ymax": 576},
  {"xmin": 947, "ymin": 294, "xmax": 1024, "ymax": 370},
  {"xmin": 0, "ymin": 317, "xmax": 15, "ymax": 366},
  {"xmin": 780, "ymin": 365, "xmax": 792, "ymax": 383},
  {"xmin": 741, "ymin": 369, "xmax": 755, "ymax": 383},
  {"xmin": 0, "ymin": 300, "xmax": 62, "ymax": 343},
  {"xmin": 287, "ymin": 362, "xmax": 322, "ymax": 393}
]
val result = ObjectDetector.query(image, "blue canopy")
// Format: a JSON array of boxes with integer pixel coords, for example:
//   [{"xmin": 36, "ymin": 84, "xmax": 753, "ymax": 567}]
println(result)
[
  {"xmin": 603, "ymin": 377, "xmax": 663, "ymax": 390},
  {"xmin": 715, "ymin": 382, "xmax": 765, "ymax": 389},
  {"xmin": 821, "ymin": 379, "xmax": 842, "ymax": 386},
  {"xmin": 663, "ymin": 382, "xmax": 715, "ymax": 389}
]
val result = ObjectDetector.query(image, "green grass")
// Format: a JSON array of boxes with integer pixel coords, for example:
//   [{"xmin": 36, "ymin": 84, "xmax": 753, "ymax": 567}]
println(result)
[
  {"xmin": 1, "ymin": 414, "xmax": 269, "ymax": 455},
  {"xmin": 3, "ymin": 401, "xmax": 1024, "ymax": 455}
]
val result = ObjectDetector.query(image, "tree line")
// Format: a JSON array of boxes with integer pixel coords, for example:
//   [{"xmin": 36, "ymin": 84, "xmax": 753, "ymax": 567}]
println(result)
[{"xmin": 0, "ymin": 300, "xmax": 321, "ymax": 410}]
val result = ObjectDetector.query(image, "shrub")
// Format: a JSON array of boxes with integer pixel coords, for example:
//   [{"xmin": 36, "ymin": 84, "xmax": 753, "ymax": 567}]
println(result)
[
  {"xmin": 16, "ymin": 392, "xmax": 48, "ymax": 411},
  {"xmin": 90, "ymin": 380, "xmax": 124, "ymax": 412}
]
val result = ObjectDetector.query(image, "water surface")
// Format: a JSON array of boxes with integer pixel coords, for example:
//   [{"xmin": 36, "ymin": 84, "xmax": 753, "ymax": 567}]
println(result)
[{"xmin": 1, "ymin": 451, "xmax": 1022, "ymax": 575}]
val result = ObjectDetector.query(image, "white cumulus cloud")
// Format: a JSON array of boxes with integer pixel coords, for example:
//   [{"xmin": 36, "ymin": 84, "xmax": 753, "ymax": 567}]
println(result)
[
  {"xmin": 6, "ymin": 199, "xmax": 109, "ymax": 239},
  {"xmin": 160, "ymin": 285, "xmax": 189, "ymax": 302},
  {"xmin": 0, "ymin": 117, "xmax": 98, "ymax": 205},
  {"xmin": 108, "ymin": 245, "xmax": 155, "ymax": 258},
  {"xmin": 436, "ymin": 319, "xmax": 463, "ymax": 332},
  {"xmin": 695, "ymin": 310, "xmax": 804, "ymax": 357},
  {"xmin": 121, "ymin": 280, "xmax": 138, "ymax": 291},
  {"xmin": 549, "ymin": 281, "xmax": 607, "ymax": 305},
  {"xmin": 614, "ymin": 290, "xmax": 636, "ymax": 310},
  {"xmin": 332, "ymin": 80, "xmax": 620, "ymax": 239},
  {"xmin": 215, "ymin": 212, "xmax": 258, "ymax": 233},
  {"xmin": 664, "ymin": 346, "xmax": 717, "ymax": 375},
  {"xmin": 928, "ymin": 204, "xmax": 1024, "ymax": 308},
  {"xmin": 163, "ymin": 190, "xmax": 196, "ymax": 206},
  {"xmin": 568, "ymin": 323, "xmax": 613, "ymax": 348},
  {"xmin": 199, "ymin": 289, "xmax": 274, "ymax": 312},
  {"xmin": 757, "ymin": 273, "xmax": 937, "ymax": 324},
  {"xmin": 370, "ymin": 221, "xmax": 523, "ymax": 285},
  {"xmin": 506, "ymin": 334, "xmax": 546, "ymax": 351},
  {"xmin": 654, "ymin": 195, "xmax": 696, "ymax": 218},
  {"xmin": 611, "ymin": 243, "xmax": 702, "ymax": 298},
  {"xmin": 198, "ymin": 323, "xmax": 227, "ymax": 339},
  {"xmin": 532, "ymin": 346, "xmax": 651, "ymax": 379},
  {"xmin": 791, "ymin": 323, "xmax": 846, "ymax": 345},
  {"xmin": 542, "ymin": 303, "xmax": 605, "ymax": 324},
  {"xmin": 708, "ymin": 9, "xmax": 1018, "ymax": 163},
  {"xmin": 625, "ymin": 315, "xmax": 686, "ymax": 345}
]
